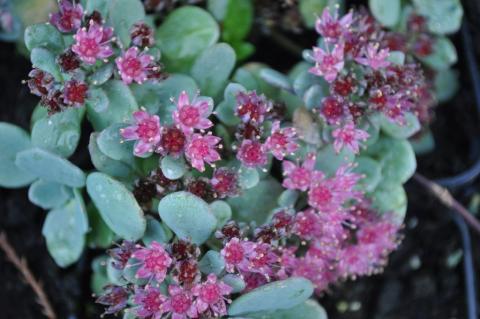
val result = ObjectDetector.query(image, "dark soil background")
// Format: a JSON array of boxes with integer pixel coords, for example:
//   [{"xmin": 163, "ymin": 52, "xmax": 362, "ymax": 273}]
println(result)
[{"xmin": 1, "ymin": 0, "xmax": 480, "ymax": 318}]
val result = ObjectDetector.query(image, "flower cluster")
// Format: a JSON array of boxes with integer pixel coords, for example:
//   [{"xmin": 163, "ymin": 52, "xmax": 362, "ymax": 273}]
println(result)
[
  {"xmin": 97, "ymin": 240, "xmax": 233, "ymax": 318},
  {"xmin": 215, "ymin": 199, "xmax": 402, "ymax": 294},
  {"xmin": 27, "ymin": 0, "xmax": 166, "ymax": 114},
  {"xmin": 308, "ymin": 8, "xmax": 432, "ymax": 154},
  {"xmin": 234, "ymin": 91, "xmax": 299, "ymax": 167},
  {"xmin": 121, "ymin": 91, "xmax": 221, "ymax": 172}
]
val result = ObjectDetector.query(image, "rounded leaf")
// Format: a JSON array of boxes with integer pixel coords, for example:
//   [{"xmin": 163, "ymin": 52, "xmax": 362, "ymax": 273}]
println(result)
[
  {"xmin": 380, "ymin": 113, "xmax": 420, "ymax": 139},
  {"xmin": 156, "ymin": 6, "xmax": 219, "ymax": 71},
  {"xmin": 16, "ymin": 147, "xmax": 86, "ymax": 187},
  {"xmin": 86, "ymin": 172, "xmax": 146, "ymax": 240},
  {"xmin": 191, "ymin": 43, "xmax": 236, "ymax": 98},
  {"xmin": 199, "ymin": 250, "xmax": 225, "ymax": 275},
  {"xmin": 28, "ymin": 180, "xmax": 71, "ymax": 210},
  {"xmin": 278, "ymin": 189, "xmax": 299, "ymax": 208},
  {"xmin": 222, "ymin": 274, "xmax": 246, "ymax": 293},
  {"xmin": 259, "ymin": 68, "xmax": 292, "ymax": 92},
  {"xmin": 108, "ymin": 0, "xmax": 146, "ymax": 46},
  {"xmin": 238, "ymin": 167, "xmax": 259, "ymax": 189},
  {"xmin": 419, "ymin": 37, "xmax": 457, "ymax": 71},
  {"xmin": 369, "ymin": 0, "xmax": 401, "ymax": 27},
  {"xmin": 42, "ymin": 200, "xmax": 87, "ymax": 267},
  {"xmin": 228, "ymin": 177, "xmax": 283, "ymax": 224},
  {"xmin": 413, "ymin": 0, "xmax": 463, "ymax": 35},
  {"xmin": 371, "ymin": 181, "xmax": 407, "ymax": 224},
  {"xmin": 158, "ymin": 191, "xmax": 217, "ymax": 244},
  {"xmin": 86, "ymin": 80, "xmax": 138, "ymax": 131},
  {"xmin": 142, "ymin": 216, "xmax": 173, "ymax": 245},
  {"xmin": 160, "ymin": 156, "xmax": 187, "ymax": 180},
  {"xmin": 353, "ymin": 156, "xmax": 382, "ymax": 193},
  {"xmin": 228, "ymin": 277, "xmax": 314, "ymax": 316},
  {"xmin": 250, "ymin": 299, "xmax": 328, "ymax": 319},
  {"xmin": 98, "ymin": 123, "xmax": 134, "ymax": 164},
  {"xmin": 31, "ymin": 47, "xmax": 62, "ymax": 81},
  {"xmin": 86, "ymin": 87, "xmax": 109, "ymax": 113},
  {"xmin": 210, "ymin": 200, "xmax": 232, "ymax": 228},
  {"xmin": 88, "ymin": 133, "xmax": 133, "ymax": 178},
  {"xmin": 31, "ymin": 108, "xmax": 82, "ymax": 157},
  {"xmin": 0, "ymin": 122, "xmax": 36, "ymax": 188},
  {"xmin": 24, "ymin": 23, "xmax": 64, "ymax": 53}
]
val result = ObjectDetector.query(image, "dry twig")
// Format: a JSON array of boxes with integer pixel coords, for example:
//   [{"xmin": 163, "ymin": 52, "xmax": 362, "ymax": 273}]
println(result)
[
  {"xmin": 0, "ymin": 232, "xmax": 57, "ymax": 319},
  {"xmin": 413, "ymin": 173, "xmax": 480, "ymax": 235}
]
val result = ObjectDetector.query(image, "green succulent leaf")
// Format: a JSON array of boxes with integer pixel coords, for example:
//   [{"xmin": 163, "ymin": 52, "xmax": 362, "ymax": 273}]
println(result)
[
  {"xmin": 228, "ymin": 177, "xmax": 283, "ymax": 224},
  {"xmin": 86, "ymin": 80, "xmax": 138, "ymax": 131},
  {"xmin": 86, "ymin": 203, "xmax": 116, "ymax": 249},
  {"xmin": 371, "ymin": 181, "xmax": 407, "ymax": 223},
  {"xmin": 16, "ymin": 147, "xmax": 86, "ymax": 188},
  {"xmin": 86, "ymin": 172, "xmax": 146, "ymax": 240},
  {"xmin": 199, "ymin": 250, "xmax": 225, "ymax": 275},
  {"xmin": 209, "ymin": 200, "xmax": 232, "ymax": 228},
  {"xmin": 88, "ymin": 133, "xmax": 133, "ymax": 178},
  {"xmin": 278, "ymin": 189, "xmax": 299, "ymax": 208},
  {"xmin": 24, "ymin": 23, "xmax": 64, "ymax": 53},
  {"xmin": 365, "ymin": 136, "xmax": 416, "ymax": 186},
  {"xmin": 315, "ymin": 144, "xmax": 355, "ymax": 176},
  {"xmin": 28, "ymin": 180, "xmax": 71, "ymax": 210},
  {"xmin": 42, "ymin": 199, "xmax": 88, "ymax": 267},
  {"xmin": 353, "ymin": 156, "xmax": 382, "ymax": 193},
  {"xmin": 434, "ymin": 68, "xmax": 459, "ymax": 102},
  {"xmin": 259, "ymin": 68, "xmax": 292, "ymax": 92},
  {"xmin": 160, "ymin": 156, "xmax": 187, "ymax": 180},
  {"xmin": 0, "ymin": 122, "xmax": 36, "ymax": 188},
  {"xmin": 249, "ymin": 299, "xmax": 328, "ymax": 319},
  {"xmin": 30, "ymin": 47, "xmax": 62, "ymax": 81},
  {"xmin": 369, "ymin": 0, "xmax": 401, "ymax": 27},
  {"xmin": 222, "ymin": 0, "xmax": 253, "ymax": 42},
  {"xmin": 158, "ymin": 191, "xmax": 217, "ymax": 244},
  {"xmin": 90, "ymin": 256, "xmax": 109, "ymax": 295},
  {"xmin": 228, "ymin": 277, "xmax": 314, "ymax": 316},
  {"xmin": 419, "ymin": 37, "xmax": 457, "ymax": 71},
  {"xmin": 108, "ymin": 0, "xmax": 146, "ymax": 47},
  {"xmin": 238, "ymin": 167, "xmax": 259, "ymax": 189},
  {"xmin": 97, "ymin": 123, "xmax": 135, "ymax": 165},
  {"xmin": 89, "ymin": 63, "xmax": 114, "ymax": 86},
  {"xmin": 411, "ymin": 129, "xmax": 435, "ymax": 155},
  {"xmin": 413, "ymin": 0, "xmax": 463, "ymax": 35},
  {"xmin": 142, "ymin": 216, "xmax": 173, "ymax": 245},
  {"xmin": 156, "ymin": 6, "xmax": 219, "ymax": 72},
  {"xmin": 191, "ymin": 43, "xmax": 236, "ymax": 99},
  {"xmin": 31, "ymin": 108, "xmax": 82, "ymax": 157},
  {"xmin": 215, "ymin": 82, "xmax": 245, "ymax": 126},
  {"xmin": 304, "ymin": 84, "xmax": 328, "ymax": 110},
  {"xmin": 222, "ymin": 274, "xmax": 246, "ymax": 293},
  {"xmin": 380, "ymin": 113, "xmax": 421, "ymax": 139}
]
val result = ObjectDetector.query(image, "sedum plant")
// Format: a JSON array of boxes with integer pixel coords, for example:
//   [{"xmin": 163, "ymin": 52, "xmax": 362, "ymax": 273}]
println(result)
[{"xmin": 0, "ymin": 0, "xmax": 462, "ymax": 318}]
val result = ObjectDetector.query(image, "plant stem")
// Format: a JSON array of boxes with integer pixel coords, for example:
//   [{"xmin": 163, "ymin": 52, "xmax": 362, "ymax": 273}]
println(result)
[
  {"xmin": 413, "ymin": 173, "xmax": 480, "ymax": 235},
  {"xmin": 0, "ymin": 232, "xmax": 57, "ymax": 319}
]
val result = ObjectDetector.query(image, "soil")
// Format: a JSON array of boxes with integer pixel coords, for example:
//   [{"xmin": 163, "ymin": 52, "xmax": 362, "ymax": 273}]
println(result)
[{"xmin": 1, "ymin": 1, "xmax": 480, "ymax": 318}]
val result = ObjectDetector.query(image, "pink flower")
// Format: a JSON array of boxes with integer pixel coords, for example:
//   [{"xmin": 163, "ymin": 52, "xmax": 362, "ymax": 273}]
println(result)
[
  {"xmin": 96, "ymin": 285, "xmax": 129, "ymax": 316},
  {"xmin": 309, "ymin": 42, "xmax": 345, "ymax": 83},
  {"xmin": 264, "ymin": 121, "xmax": 298, "ymax": 160},
  {"xmin": 319, "ymin": 96, "xmax": 346, "ymax": 125},
  {"xmin": 120, "ymin": 110, "xmax": 162, "ymax": 156},
  {"xmin": 49, "ymin": 0, "xmax": 83, "ymax": 33},
  {"xmin": 163, "ymin": 285, "xmax": 197, "ymax": 319},
  {"xmin": 315, "ymin": 8, "xmax": 353, "ymax": 43},
  {"xmin": 307, "ymin": 167, "xmax": 361, "ymax": 213},
  {"xmin": 332, "ymin": 121, "xmax": 369, "ymax": 154},
  {"xmin": 173, "ymin": 91, "xmax": 213, "ymax": 134},
  {"xmin": 63, "ymin": 80, "xmax": 88, "ymax": 107},
  {"xmin": 244, "ymin": 242, "xmax": 277, "ymax": 276},
  {"xmin": 221, "ymin": 237, "xmax": 249, "ymax": 273},
  {"xmin": 235, "ymin": 91, "xmax": 269, "ymax": 124},
  {"xmin": 72, "ymin": 21, "xmax": 113, "ymax": 64},
  {"xmin": 236, "ymin": 139, "xmax": 268, "ymax": 168},
  {"xmin": 192, "ymin": 274, "xmax": 232, "ymax": 317},
  {"xmin": 292, "ymin": 209, "xmax": 323, "ymax": 240},
  {"xmin": 282, "ymin": 153, "xmax": 316, "ymax": 191},
  {"xmin": 292, "ymin": 255, "xmax": 334, "ymax": 292},
  {"xmin": 210, "ymin": 168, "xmax": 239, "ymax": 198},
  {"xmin": 157, "ymin": 126, "xmax": 186, "ymax": 156},
  {"xmin": 355, "ymin": 43, "xmax": 391, "ymax": 70},
  {"xmin": 336, "ymin": 244, "xmax": 377, "ymax": 277},
  {"xmin": 132, "ymin": 241, "xmax": 172, "ymax": 283},
  {"xmin": 134, "ymin": 286, "xmax": 168, "ymax": 319},
  {"xmin": 116, "ymin": 47, "xmax": 155, "ymax": 84},
  {"xmin": 184, "ymin": 133, "xmax": 221, "ymax": 172}
]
